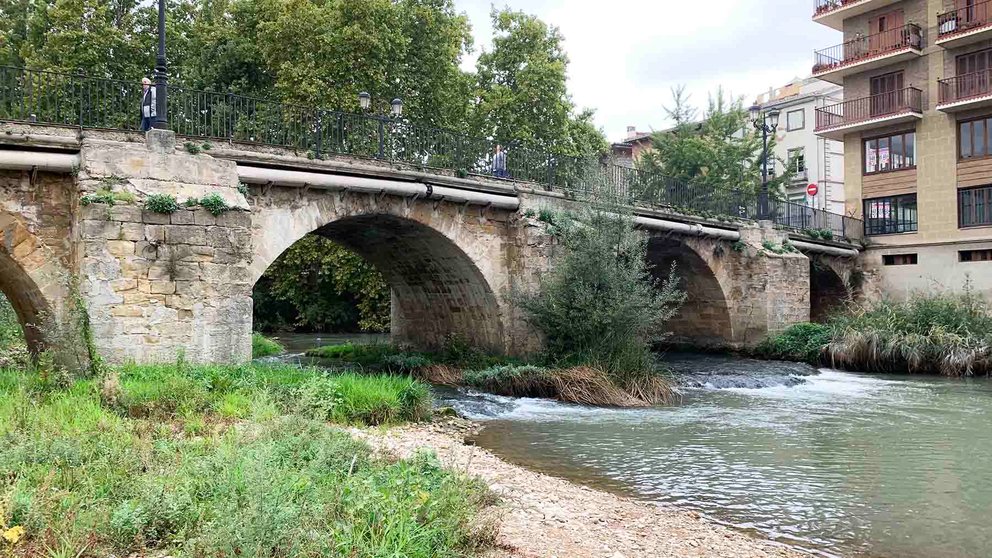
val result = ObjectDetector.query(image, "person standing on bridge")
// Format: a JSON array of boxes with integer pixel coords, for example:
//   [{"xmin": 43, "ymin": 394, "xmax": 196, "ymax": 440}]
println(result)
[
  {"xmin": 492, "ymin": 144, "xmax": 508, "ymax": 178},
  {"xmin": 139, "ymin": 78, "xmax": 156, "ymax": 132}
]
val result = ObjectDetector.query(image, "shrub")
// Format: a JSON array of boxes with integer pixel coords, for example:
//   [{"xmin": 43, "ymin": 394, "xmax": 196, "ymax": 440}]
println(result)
[
  {"xmin": 144, "ymin": 193, "xmax": 179, "ymax": 214},
  {"xmin": 756, "ymin": 322, "xmax": 832, "ymax": 364},
  {"xmin": 251, "ymin": 333, "xmax": 284, "ymax": 359},
  {"xmin": 81, "ymin": 188, "xmax": 134, "ymax": 206},
  {"xmin": 516, "ymin": 201, "xmax": 685, "ymax": 377},
  {"xmin": 183, "ymin": 141, "xmax": 201, "ymax": 154},
  {"xmin": 198, "ymin": 193, "xmax": 229, "ymax": 216}
]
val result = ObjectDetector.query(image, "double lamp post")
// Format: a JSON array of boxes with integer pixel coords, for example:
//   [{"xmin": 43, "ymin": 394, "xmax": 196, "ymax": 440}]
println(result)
[{"xmin": 749, "ymin": 103, "xmax": 780, "ymax": 220}]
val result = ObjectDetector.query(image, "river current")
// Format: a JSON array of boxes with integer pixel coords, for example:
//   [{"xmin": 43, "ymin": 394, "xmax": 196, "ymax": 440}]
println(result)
[{"xmin": 268, "ymin": 336, "xmax": 992, "ymax": 558}]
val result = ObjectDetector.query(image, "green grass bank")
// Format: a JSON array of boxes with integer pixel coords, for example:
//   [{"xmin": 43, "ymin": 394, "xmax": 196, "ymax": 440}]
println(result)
[
  {"xmin": 0, "ymin": 361, "xmax": 497, "ymax": 557},
  {"xmin": 305, "ymin": 340, "xmax": 676, "ymax": 406},
  {"xmin": 757, "ymin": 292, "xmax": 992, "ymax": 377}
]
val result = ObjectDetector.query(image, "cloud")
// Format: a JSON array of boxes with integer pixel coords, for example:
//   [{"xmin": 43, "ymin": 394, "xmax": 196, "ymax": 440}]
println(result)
[{"xmin": 455, "ymin": 0, "xmax": 838, "ymax": 141}]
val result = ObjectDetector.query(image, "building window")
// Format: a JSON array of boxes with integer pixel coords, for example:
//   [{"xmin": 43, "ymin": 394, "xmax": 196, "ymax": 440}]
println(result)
[
  {"xmin": 960, "ymin": 116, "xmax": 992, "ymax": 159},
  {"xmin": 787, "ymin": 109, "xmax": 805, "ymax": 131},
  {"xmin": 960, "ymin": 249, "xmax": 992, "ymax": 262},
  {"xmin": 788, "ymin": 147, "xmax": 806, "ymax": 173},
  {"xmin": 883, "ymin": 254, "xmax": 918, "ymax": 266},
  {"xmin": 959, "ymin": 185, "xmax": 992, "ymax": 227},
  {"xmin": 865, "ymin": 131, "xmax": 915, "ymax": 174},
  {"xmin": 864, "ymin": 194, "xmax": 918, "ymax": 235}
]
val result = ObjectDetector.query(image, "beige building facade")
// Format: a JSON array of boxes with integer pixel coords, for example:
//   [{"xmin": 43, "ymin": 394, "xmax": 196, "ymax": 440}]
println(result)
[{"xmin": 812, "ymin": 0, "xmax": 992, "ymax": 299}]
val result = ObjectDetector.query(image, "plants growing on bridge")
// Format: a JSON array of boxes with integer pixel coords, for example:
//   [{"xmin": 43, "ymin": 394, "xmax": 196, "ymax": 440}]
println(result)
[
  {"xmin": 80, "ymin": 187, "xmax": 135, "ymax": 207},
  {"xmin": 144, "ymin": 193, "xmax": 180, "ymax": 214}
]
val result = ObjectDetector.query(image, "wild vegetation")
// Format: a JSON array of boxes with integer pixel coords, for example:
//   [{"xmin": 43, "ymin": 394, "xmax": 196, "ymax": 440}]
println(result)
[
  {"xmin": 250, "ymin": 333, "xmax": 284, "ymax": 359},
  {"xmin": 0, "ymin": 359, "xmax": 498, "ymax": 557},
  {"xmin": 253, "ymin": 236, "xmax": 390, "ymax": 334},
  {"xmin": 0, "ymin": 293, "xmax": 27, "ymax": 368},
  {"xmin": 758, "ymin": 291, "xmax": 992, "ymax": 377}
]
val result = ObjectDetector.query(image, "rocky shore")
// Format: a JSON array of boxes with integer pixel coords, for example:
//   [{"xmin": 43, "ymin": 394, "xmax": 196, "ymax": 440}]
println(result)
[{"xmin": 356, "ymin": 418, "xmax": 806, "ymax": 558}]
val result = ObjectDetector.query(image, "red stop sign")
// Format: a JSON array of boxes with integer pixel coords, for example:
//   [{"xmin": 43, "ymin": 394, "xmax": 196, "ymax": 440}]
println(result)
[{"xmin": 807, "ymin": 183, "xmax": 819, "ymax": 197}]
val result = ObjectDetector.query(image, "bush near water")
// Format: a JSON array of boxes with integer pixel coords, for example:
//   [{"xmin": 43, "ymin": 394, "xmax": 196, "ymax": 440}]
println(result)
[
  {"xmin": 758, "ymin": 291, "xmax": 992, "ymax": 377},
  {"xmin": 0, "ymin": 360, "xmax": 498, "ymax": 557}
]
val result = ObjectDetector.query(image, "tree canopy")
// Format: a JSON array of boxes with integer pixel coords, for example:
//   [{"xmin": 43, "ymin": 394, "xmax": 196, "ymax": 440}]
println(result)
[{"xmin": 637, "ymin": 87, "xmax": 794, "ymax": 198}]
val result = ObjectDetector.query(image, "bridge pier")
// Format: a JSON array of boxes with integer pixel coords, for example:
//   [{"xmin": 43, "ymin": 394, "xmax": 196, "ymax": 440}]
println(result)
[{"xmin": 77, "ymin": 131, "xmax": 253, "ymax": 363}]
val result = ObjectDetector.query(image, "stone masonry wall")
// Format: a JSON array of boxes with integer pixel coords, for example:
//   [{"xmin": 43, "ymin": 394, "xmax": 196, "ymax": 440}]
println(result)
[{"xmin": 77, "ymin": 132, "xmax": 252, "ymax": 363}]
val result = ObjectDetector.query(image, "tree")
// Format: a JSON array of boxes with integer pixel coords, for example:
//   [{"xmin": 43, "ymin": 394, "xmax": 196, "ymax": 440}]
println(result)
[
  {"xmin": 518, "ymin": 183, "xmax": 685, "ymax": 376},
  {"xmin": 638, "ymin": 86, "xmax": 794, "ymax": 199},
  {"xmin": 253, "ymin": 235, "xmax": 389, "ymax": 333},
  {"xmin": 470, "ymin": 8, "xmax": 606, "ymax": 159}
]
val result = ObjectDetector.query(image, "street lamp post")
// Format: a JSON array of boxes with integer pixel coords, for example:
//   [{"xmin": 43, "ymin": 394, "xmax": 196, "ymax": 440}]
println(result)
[
  {"xmin": 749, "ymin": 104, "xmax": 780, "ymax": 219},
  {"xmin": 357, "ymin": 93, "xmax": 402, "ymax": 159},
  {"xmin": 152, "ymin": 0, "xmax": 168, "ymax": 129}
]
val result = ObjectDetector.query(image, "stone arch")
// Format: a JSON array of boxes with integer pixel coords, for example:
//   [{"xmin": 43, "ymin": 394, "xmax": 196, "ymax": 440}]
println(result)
[
  {"xmin": 646, "ymin": 235, "xmax": 734, "ymax": 347},
  {"xmin": 250, "ymin": 190, "xmax": 509, "ymax": 352},
  {"xmin": 0, "ymin": 215, "xmax": 54, "ymax": 354},
  {"xmin": 810, "ymin": 258, "xmax": 851, "ymax": 323}
]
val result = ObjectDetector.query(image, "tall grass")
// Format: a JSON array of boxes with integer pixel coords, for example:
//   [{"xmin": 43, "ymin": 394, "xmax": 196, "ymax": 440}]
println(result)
[
  {"xmin": 0, "ymin": 363, "xmax": 494, "ymax": 557},
  {"xmin": 759, "ymin": 291, "xmax": 992, "ymax": 377},
  {"xmin": 0, "ymin": 293, "xmax": 28, "ymax": 368},
  {"xmin": 827, "ymin": 292, "xmax": 992, "ymax": 376}
]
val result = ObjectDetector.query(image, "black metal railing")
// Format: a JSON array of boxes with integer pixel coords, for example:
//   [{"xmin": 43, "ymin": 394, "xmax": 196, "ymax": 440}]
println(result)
[
  {"xmin": 814, "ymin": 0, "xmax": 865, "ymax": 17},
  {"xmin": 813, "ymin": 24, "xmax": 923, "ymax": 74},
  {"xmin": 0, "ymin": 66, "xmax": 863, "ymax": 241}
]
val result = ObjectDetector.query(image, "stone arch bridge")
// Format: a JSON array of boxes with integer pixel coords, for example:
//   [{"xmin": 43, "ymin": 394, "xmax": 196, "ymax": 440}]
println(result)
[{"xmin": 0, "ymin": 128, "xmax": 862, "ymax": 363}]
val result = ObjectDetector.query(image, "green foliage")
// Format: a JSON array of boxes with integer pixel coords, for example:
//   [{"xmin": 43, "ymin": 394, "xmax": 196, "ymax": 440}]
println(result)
[
  {"xmin": 183, "ymin": 141, "xmax": 202, "ymax": 154},
  {"xmin": 637, "ymin": 87, "xmax": 793, "ymax": 201},
  {"xmin": 0, "ymin": 293, "xmax": 28, "ymax": 369},
  {"xmin": 250, "ymin": 333, "xmax": 284, "ymax": 359},
  {"xmin": 802, "ymin": 228, "xmax": 835, "ymax": 241},
  {"xmin": 80, "ymin": 188, "xmax": 133, "ymax": 207},
  {"xmin": 236, "ymin": 182, "xmax": 249, "ymax": 196},
  {"xmin": 761, "ymin": 239, "xmax": 798, "ymax": 255},
  {"xmin": 143, "ymin": 193, "xmax": 179, "ymax": 214},
  {"xmin": 254, "ymin": 235, "xmax": 389, "ymax": 333},
  {"xmin": 516, "ymin": 190, "xmax": 686, "ymax": 377},
  {"xmin": 197, "ymin": 193, "xmax": 229, "ymax": 215},
  {"xmin": 295, "ymin": 373, "xmax": 431, "ymax": 425},
  {"xmin": 470, "ymin": 8, "xmax": 606, "ymax": 159},
  {"xmin": 0, "ymin": 365, "xmax": 492, "ymax": 557},
  {"xmin": 183, "ymin": 197, "xmax": 199, "ymax": 207},
  {"xmin": 828, "ymin": 290, "xmax": 992, "ymax": 376},
  {"xmin": 756, "ymin": 323, "xmax": 832, "ymax": 364}
]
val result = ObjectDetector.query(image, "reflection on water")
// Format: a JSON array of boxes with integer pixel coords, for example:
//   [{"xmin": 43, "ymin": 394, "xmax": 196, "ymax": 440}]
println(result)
[
  {"xmin": 263, "ymin": 332, "xmax": 388, "ymax": 354},
  {"xmin": 438, "ymin": 357, "xmax": 992, "ymax": 558}
]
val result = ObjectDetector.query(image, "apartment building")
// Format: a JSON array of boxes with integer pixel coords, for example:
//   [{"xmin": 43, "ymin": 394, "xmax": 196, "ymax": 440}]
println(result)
[
  {"xmin": 611, "ymin": 126, "xmax": 655, "ymax": 167},
  {"xmin": 812, "ymin": 0, "xmax": 992, "ymax": 298},
  {"xmin": 754, "ymin": 77, "xmax": 846, "ymax": 213}
]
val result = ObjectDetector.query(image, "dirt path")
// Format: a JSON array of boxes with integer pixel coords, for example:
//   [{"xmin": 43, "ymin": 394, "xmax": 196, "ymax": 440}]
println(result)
[{"xmin": 355, "ymin": 419, "xmax": 807, "ymax": 558}]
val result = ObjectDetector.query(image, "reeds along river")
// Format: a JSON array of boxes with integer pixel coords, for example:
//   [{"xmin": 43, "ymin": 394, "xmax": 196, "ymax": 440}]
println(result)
[{"xmin": 436, "ymin": 354, "xmax": 992, "ymax": 558}]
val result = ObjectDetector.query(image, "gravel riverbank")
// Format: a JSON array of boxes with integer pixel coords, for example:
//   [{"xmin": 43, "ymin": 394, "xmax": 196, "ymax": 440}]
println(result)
[{"xmin": 355, "ymin": 418, "xmax": 807, "ymax": 558}]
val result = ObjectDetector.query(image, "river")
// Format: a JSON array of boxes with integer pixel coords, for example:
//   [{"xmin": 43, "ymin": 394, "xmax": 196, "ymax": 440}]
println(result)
[{"xmin": 268, "ymin": 336, "xmax": 992, "ymax": 558}]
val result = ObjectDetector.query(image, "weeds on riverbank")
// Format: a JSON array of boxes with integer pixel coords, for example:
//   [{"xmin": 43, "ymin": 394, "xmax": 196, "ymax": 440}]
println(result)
[
  {"xmin": 251, "ymin": 332, "xmax": 284, "ymax": 358},
  {"xmin": 758, "ymin": 291, "xmax": 992, "ymax": 376},
  {"xmin": 0, "ymin": 362, "xmax": 496, "ymax": 557},
  {"xmin": 308, "ymin": 340, "xmax": 677, "ymax": 407},
  {"xmin": 0, "ymin": 294, "xmax": 28, "ymax": 368}
]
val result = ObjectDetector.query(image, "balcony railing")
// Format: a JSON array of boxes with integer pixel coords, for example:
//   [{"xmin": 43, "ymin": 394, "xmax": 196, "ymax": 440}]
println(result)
[
  {"xmin": 813, "ymin": 24, "xmax": 923, "ymax": 74},
  {"xmin": 939, "ymin": 69, "xmax": 992, "ymax": 105},
  {"xmin": 938, "ymin": 0, "xmax": 992, "ymax": 39},
  {"xmin": 815, "ymin": 87, "xmax": 923, "ymax": 131},
  {"xmin": 814, "ymin": 0, "xmax": 863, "ymax": 16}
]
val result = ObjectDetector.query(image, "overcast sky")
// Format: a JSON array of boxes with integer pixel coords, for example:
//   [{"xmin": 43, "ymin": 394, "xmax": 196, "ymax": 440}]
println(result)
[{"xmin": 455, "ymin": 0, "xmax": 840, "ymax": 142}]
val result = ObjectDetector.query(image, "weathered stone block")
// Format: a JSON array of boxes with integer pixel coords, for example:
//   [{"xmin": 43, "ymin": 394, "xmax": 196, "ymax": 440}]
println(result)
[
  {"xmin": 120, "ymin": 223, "xmax": 145, "ymax": 241},
  {"xmin": 110, "ymin": 205, "xmax": 143, "ymax": 223},
  {"xmin": 170, "ymin": 210, "xmax": 195, "ymax": 225},
  {"xmin": 145, "ymin": 129, "xmax": 176, "ymax": 153},
  {"xmin": 149, "ymin": 281, "xmax": 177, "ymax": 295},
  {"xmin": 106, "ymin": 240, "xmax": 135, "ymax": 257},
  {"xmin": 144, "ymin": 225, "xmax": 166, "ymax": 242},
  {"xmin": 165, "ymin": 225, "xmax": 206, "ymax": 246},
  {"xmin": 83, "ymin": 219, "xmax": 121, "ymax": 240},
  {"xmin": 141, "ymin": 210, "xmax": 171, "ymax": 225},
  {"xmin": 193, "ymin": 211, "xmax": 216, "ymax": 226},
  {"xmin": 215, "ymin": 210, "xmax": 251, "ymax": 228}
]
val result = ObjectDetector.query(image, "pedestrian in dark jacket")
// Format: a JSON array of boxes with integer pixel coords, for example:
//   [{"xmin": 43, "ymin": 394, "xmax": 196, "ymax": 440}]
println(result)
[{"xmin": 140, "ymin": 78, "xmax": 156, "ymax": 132}]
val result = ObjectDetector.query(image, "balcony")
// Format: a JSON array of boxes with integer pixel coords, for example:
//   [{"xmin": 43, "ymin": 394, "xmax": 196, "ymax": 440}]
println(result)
[
  {"xmin": 815, "ymin": 87, "xmax": 923, "ymax": 140},
  {"xmin": 937, "ymin": 0, "xmax": 992, "ymax": 48},
  {"xmin": 812, "ymin": 24, "xmax": 924, "ymax": 85},
  {"xmin": 938, "ymin": 70, "xmax": 992, "ymax": 112},
  {"xmin": 813, "ymin": 0, "xmax": 904, "ymax": 31}
]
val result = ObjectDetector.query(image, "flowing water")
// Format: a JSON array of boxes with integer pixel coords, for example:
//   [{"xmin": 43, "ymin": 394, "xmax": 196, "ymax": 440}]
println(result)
[{"xmin": 271, "ymin": 336, "xmax": 992, "ymax": 557}]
